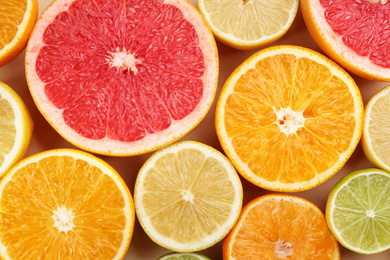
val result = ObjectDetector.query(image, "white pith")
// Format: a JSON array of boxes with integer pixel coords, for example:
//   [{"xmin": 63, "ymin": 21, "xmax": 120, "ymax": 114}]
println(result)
[
  {"xmin": 25, "ymin": 0, "xmax": 218, "ymax": 156},
  {"xmin": 274, "ymin": 107, "xmax": 305, "ymax": 136},
  {"xmin": 52, "ymin": 206, "xmax": 75, "ymax": 233},
  {"xmin": 107, "ymin": 47, "xmax": 142, "ymax": 74}
]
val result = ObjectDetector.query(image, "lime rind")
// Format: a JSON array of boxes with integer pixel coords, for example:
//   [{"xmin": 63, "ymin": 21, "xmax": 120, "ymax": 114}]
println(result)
[
  {"xmin": 158, "ymin": 252, "xmax": 211, "ymax": 260},
  {"xmin": 326, "ymin": 168, "xmax": 390, "ymax": 254}
]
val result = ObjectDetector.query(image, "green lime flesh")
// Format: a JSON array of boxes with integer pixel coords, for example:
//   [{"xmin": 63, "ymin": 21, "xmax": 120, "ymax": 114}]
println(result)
[
  {"xmin": 326, "ymin": 168, "xmax": 390, "ymax": 254},
  {"xmin": 157, "ymin": 252, "xmax": 211, "ymax": 260}
]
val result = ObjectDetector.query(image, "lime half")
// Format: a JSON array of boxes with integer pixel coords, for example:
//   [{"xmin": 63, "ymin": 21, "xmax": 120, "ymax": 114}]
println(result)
[
  {"xmin": 326, "ymin": 168, "xmax": 390, "ymax": 254},
  {"xmin": 158, "ymin": 252, "xmax": 211, "ymax": 260}
]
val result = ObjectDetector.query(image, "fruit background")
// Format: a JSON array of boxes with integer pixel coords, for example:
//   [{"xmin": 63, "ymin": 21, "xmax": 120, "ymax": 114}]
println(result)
[{"xmin": 0, "ymin": 0, "xmax": 389, "ymax": 259}]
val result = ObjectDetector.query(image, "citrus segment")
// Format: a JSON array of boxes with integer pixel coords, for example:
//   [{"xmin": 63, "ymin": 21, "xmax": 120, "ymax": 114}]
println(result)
[
  {"xmin": 0, "ymin": 82, "xmax": 33, "ymax": 178},
  {"xmin": 362, "ymin": 84, "xmax": 390, "ymax": 172},
  {"xmin": 215, "ymin": 45, "xmax": 364, "ymax": 191},
  {"xmin": 0, "ymin": 0, "xmax": 38, "ymax": 66},
  {"xmin": 25, "ymin": 0, "xmax": 218, "ymax": 156},
  {"xmin": 198, "ymin": 0, "xmax": 299, "ymax": 50},
  {"xmin": 134, "ymin": 141, "xmax": 243, "ymax": 252},
  {"xmin": 0, "ymin": 149, "xmax": 134, "ymax": 259},
  {"xmin": 301, "ymin": 0, "xmax": 390, "ymax": 80},
  {"xmin": 223, "ymin": 194, "xmax": 340, "ymax": 259},
  {"xmin": 326, "ymin": 168, "xmax": 390, "ymax": 254}
]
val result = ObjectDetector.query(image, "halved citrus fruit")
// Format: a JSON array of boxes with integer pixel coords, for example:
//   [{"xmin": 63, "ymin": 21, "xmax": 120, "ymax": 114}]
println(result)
[
  {"xmin": 0, "ymin": 81, "xmax": 33, "ymax": 178},
  {"xmin": 0, "ymin": 0, "xmax": 38, "ymax": 67},
  {"xmin": 134, "ymin": 141, "xmax": 243, "ymax": 252},
  {"xmin": 326, "ymin": 168, "xmax": 390, "ymax": 254},
  {"xmin": 25, "ymin": 0, "xmax": 218, "ymax": 156},
  {"xmin": 215, "ymin": 45, "xmax": 364, "ymax": 192},
  {"xmin": 0, "ymin": 149, "xmax": 134, "ymax": 259},
  {"xmin": 158, "ymin": 252, "xmax": 211, "ymax": 260},
  {"xmin": 362, "ymin": 84, "xmax": 390, "ymax": 172},
  {"xmin": 301, "ymin": 0, "xmax": 390, "ymax": 81},
  {"xmin": 223, "ymin": 194, "xmax": 340, "ymax": 259},
  {"xmin": 198, "ymin": 0, "xmax": 299, "ymax": 50}
]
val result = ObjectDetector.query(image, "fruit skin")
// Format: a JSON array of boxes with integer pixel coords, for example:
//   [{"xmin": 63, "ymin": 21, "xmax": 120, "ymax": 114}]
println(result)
[
  {"xmin": 0, "ymin": 0, "xmax": 38, "ymax": 67},
  {"xmin": 197, "ymin": 0, "xmax": 299, "ymax": 50},
  {"xmin": 0, "ymin": 82, "xmax": 33, "ymax": 178},
  {"xmin": 325, "ymin": 168, "xmax": 390, "ymax": 255},
  {"xmin": 24, "ymin": 0, "xmax": 219, "ymax": 157},
  {"xmin": 361, "ymin": 85, "xmax": 390, "ymax": 172},
  {"xmin": 158, "ymin": 252, "xmax": 211, "ymax": 260},
  {"xmin": 223, "ymin": 193, "xmax": 340, "ymax": 259},
  {"xmin": 215, "ymin": 45, "xmax": 364, "ymax": 192},
  {"xmin": 300, "ymin": 0, "xmax": 390, "ymax": 81}
]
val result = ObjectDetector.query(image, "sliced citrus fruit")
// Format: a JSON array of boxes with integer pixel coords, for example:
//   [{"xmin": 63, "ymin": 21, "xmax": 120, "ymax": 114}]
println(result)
[
  {"xmin": 326, "ymin": 168, "xmax": 390, "ymax": 254},
  {"xmin": 0, "ymin": 81, "xmax": 33, "ymax": 178},
  {"xmin": 362, "ymin": 84, "xmax": 390, "ymax": 172},
  {"xmin": 0, "ymin": 149, "xmax": 134, "ymax": 259},
  {"xmin": 134, "ymin": 141, "xmax": 243, "ymax": 252},
  {"xmin": 25, "ymin": 0, "xmax": 218, "ymax": 156},
  {"xmin": 223, "ymin": 194, "xmax": 340, "ymax": 259},
  {"xmin": 0, "ymin": 0, "xmax": 38, "ymax": 67},
  {"xmin": 158, "ymin": 252, "xmax": 211, "ymax": 260},
  {"xmin": 215, "ymin": 45, "xmax": 364, "ymax": 192},
  {"xmin": 198, "ymin": 0, "xmax": 299, "ymax": 50},
  {"xmin": 301, "ymin": 0, "xmax": 390, "ymax": 81}
]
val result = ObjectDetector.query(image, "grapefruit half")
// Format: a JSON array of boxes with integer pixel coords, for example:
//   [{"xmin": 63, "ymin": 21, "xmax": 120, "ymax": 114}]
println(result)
[
  {"xmin": 25, "ymin": 0, "xmax": 218, "ymax": 156},
  {"xmin": 301, "ymin": 0, "xmax": 390, "ymax": 81}
]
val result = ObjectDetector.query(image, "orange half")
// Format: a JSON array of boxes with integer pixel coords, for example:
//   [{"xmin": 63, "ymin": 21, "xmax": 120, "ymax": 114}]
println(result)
[
  {"xmin": 223, "ymin": 194, "xmax": 340, "ymax": 259},
  {"xmin": 215, "ymin": 45, "xmax": 364, "ymax": 191}
]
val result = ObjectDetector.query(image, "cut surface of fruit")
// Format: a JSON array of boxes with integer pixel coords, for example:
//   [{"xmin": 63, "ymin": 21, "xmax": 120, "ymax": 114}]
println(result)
[
  {"xmin": 158, "ymin": 252, "xmax": 211, "ymax": 260},
  {"xmin": 198, "ymin": 0, "xmax": 298, "ymax": 50},
  {"xmin": 25, "ymin": 0, "xmax": 218, "ymax": 156},
  {"xmin": 223, "ymin": 194, "xmax": 340, "ymax": 259},
  {"xmin": 362, "ymin": 85, "xmax": 390, "ymax": 172},
  {"xmin": 0, "ymin": 149, "xmax": 134, "ymax": 259},
  {"xmin": 134, "ymin": 141, "xmax": 243, "ymax": 252},
  {"xmin": 0, "ymin": 0, "xmax": 38, "ymax": 67},
  {"xmin": 215, "ymin": 45, "xmax": 364, "ymax": 192},
  {"xmin": 326, "ymin": 168, "xmax": 390, "ymax": 254},
  {"xmin": 0, "ymin": 81, "xmax": 33, "ymax": 178},
  {"xmin": 301, "ymin": 0, "xmax": 390, "ymax": 81}
]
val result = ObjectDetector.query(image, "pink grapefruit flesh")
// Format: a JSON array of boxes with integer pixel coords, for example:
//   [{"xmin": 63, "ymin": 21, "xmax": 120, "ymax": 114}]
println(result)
[
  {"xmin": 301, "ymin": 0, "xmax": 390, "ymax": 81},
  {"xmin": 321, "ymin": 0, "xmax": 390, "ymax": 68},
  {"xmin": 26, "ymin": 0, "xmax": 218, "ymax": 156}
]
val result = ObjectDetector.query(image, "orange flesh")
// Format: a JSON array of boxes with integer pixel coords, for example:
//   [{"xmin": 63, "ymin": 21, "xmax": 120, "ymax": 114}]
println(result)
[
  {"xmin": 227, "ymin": 196, "xmax": 339, "ymax": 259},
  {"xmin": 0, "ymin": 0, "xmax": 27, "ymax": 49},
  {"xmin": 0, "ymin": 156, "xmax": 127, "ymax": 259},
  {"xmin": 224, "ymin": 54, "xmax": 356, "ymax": 184}
]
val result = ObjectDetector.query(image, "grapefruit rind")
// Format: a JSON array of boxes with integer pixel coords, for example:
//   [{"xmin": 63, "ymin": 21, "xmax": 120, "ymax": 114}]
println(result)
[
  {"xmin": 134, "ymin": 140, "xmax": 243, "ymax": 252},
  {"xmin": 362, "ymin": 85, "xmax": 390, "ymax": 172},
  {"xmin": 300, "ymin": 0, "xmax": 390, "ymax": 81},
  {"xmin": 215, "ymin": 45, "xmax": 364, "ymax": 192},
  {"xmin": 25, "ymin": 0, "xmax": 218, "ymax": 156},
  {"xmin": 0, "ymin": 82, "xmax": 33, "ymax": 178},
  {"xmin": 0, "ymin": 148, "xmax": 135, "ymax": 260},
  {"xmin": 326, "ymin": 168, "xmax": 390, "ymax": 255},
  {"xmin": 198, "ymin": 0, "xmax": 299, "ymax": 50}
]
